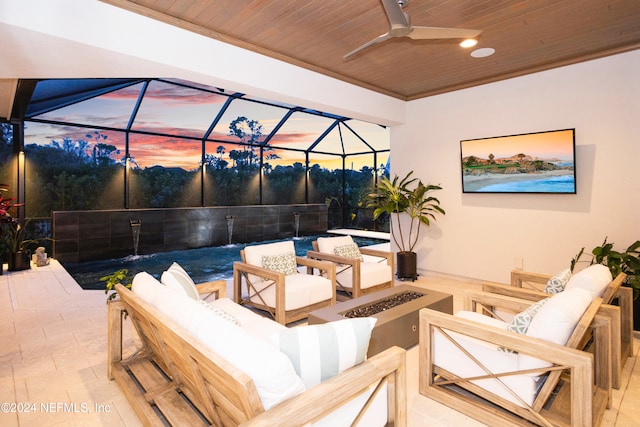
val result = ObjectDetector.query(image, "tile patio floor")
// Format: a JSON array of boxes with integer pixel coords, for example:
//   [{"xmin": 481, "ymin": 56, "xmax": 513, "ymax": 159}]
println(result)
[{"xmin": 1, "ymin": 260, "xmax": 638, "ymax": 426}]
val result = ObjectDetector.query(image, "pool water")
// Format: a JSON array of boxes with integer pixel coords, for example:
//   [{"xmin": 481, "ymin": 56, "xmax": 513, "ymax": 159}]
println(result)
[{"xmin": 63, "ymin": 235, "xmax": 387, "ymax": 290}]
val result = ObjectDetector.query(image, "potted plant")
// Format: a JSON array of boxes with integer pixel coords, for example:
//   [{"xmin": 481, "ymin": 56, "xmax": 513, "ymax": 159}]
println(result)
[
  {"xmin": 101, "ymin": 268, "xmax": 133, "ymax": 302},
  {"xmin": 0, "ymin": 184, "xmax": 51, "ymax": 271},
  {"xmin": 571, "ymin": 237, "xmax": 640, "ymax": 329},
  {"xmin": 365, "ymin": 171, "xmax": 445, "ymax": 280},
  {"xmin": 0, "ymin": 186, "xmax": 28, "ymax": 271}
]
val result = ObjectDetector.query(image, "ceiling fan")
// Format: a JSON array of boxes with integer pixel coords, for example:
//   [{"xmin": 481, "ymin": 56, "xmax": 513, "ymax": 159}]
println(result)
[{"xmin": 344, "ymin": 0, "xmax": 482, "ymax": 58}]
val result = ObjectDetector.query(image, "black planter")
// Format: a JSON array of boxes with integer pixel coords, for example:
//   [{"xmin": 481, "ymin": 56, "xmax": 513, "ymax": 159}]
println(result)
[
  {"xmin": 8, "ymin": 251, "xmax": 31, "ymax": 271},
  {"xmin": 634, "ymin": 297, "xmax": 640, "ymax": 331},
  {"xmin": 396, "ymin": 251, "xmax": 417, "ymax": 281}
]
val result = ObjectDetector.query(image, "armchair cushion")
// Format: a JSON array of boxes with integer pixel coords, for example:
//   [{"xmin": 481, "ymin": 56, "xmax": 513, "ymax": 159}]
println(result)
[
  {"xmin": 564, "ymin": 263, "xmax": 612, "ymax": 298},
  {"xmin": 507, "ymin": 298, "xmax": 548, "ymax": 334},
  {"xmin": 334, "ymin": 243, "xmax": 364, "ymax": 261},
  {"xmin": 272, "ymin": 318, "xmax": 377, "ymax": 389},
  {"xmin": 244, "ymin": 240, "xmax": 296, "ymax": 267},
  {"xmin": 316, "ymin": 235, "xmax": 356, "ymax": 254},
  {"xmin": 519, "ymin": 287, "xmax": 592, "ymax": 372},
  {"xmin": 249, "ymin": 273, "xmax": 334, "ymax": 311},
  {"xmin": 262, "ymin": 252, "xmax": 298, "ymax": 276},
  {"xmin": 337, "ymin": 262, "xmax": 392, "ymax": 290},
  {"xmin": 433, "ymin": 311, "xmax": 541, "ymax": 407},
  {"xmin": 544, "ymin": 268, "xmax": 572, "ymax": 294}
]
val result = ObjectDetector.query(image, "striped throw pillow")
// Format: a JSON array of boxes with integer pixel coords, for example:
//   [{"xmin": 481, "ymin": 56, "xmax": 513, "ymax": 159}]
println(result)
[{"xmin": 272, "ymin": 318, "xmax": 377, "ymax": 389}]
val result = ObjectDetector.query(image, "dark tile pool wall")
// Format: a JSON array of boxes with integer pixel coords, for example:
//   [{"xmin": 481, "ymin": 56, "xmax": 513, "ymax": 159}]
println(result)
[{"xmin": 53, "ymin": 204, "xmax": 328, "ymax": 263}]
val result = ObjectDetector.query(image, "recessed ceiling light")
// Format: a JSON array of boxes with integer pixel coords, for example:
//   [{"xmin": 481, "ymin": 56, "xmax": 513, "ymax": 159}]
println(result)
[
  {"xmin": 471, "ymin": 47, "xmax": 496, "ymax": 58},
  {"xmin": 460, "ymin": 39, "xmax": 478, "ymax": 48}
]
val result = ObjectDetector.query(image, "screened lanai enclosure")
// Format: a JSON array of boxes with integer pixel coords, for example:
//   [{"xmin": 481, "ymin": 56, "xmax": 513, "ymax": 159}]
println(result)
[{"xmin": 0, "ymin": 78, "xmax": 389, "ymax": 262}]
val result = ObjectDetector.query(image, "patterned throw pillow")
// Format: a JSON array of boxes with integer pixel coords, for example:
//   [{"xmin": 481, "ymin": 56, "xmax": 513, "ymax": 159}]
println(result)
[
  {"xmin": 544, "ymin": 268, "xmax": 572, "ymax": 294},
  {"xmin": 334, "ymin": 243, "xmax": 364, "ymax": 261},
  {"xmin": 271, "ymin": 318, "xmax": 376, "ymax": 389},
  {"xmin": 262, "ymin": 252, "xmax": 298, "ymax": 276},
  {"xmin": 499, "ymin": 298, "xmax": 549, "ymax": 353}
]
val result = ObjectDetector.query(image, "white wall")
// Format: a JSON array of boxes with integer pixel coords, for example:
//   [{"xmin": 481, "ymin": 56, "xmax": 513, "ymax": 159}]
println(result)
[{"xmin": 394, "ymin": 50, "xmax": 640, "ymax": 284}]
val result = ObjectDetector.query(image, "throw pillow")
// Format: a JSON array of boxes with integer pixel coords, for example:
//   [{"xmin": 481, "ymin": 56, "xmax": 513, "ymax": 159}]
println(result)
[
  {"xmin": 272, "ymin": 317, "xmax": 377, "ymax": 389},
  {"xmin": 498, "ymin": 298, "xmax": 549, "ymax": 354},
  {"xmin": 334, "ymin": 243, "xmax": 364, "ymax": 261},
  {"xmin": 162, "ymin": 262, "xmax": 200, "ymax": 300},
  {"xmin": 262, "ymin": 252, "xmax": 298, "ymax": 276},
  {"xmin": 544, "ymin": 268, "xmax": 572, "ymax": 294},
  {"xmin": 507, "ymin": 298, "xmax": 549, "ymax": 335}
]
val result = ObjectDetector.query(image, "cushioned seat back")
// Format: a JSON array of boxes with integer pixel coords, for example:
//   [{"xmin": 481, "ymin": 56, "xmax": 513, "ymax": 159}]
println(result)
[
  {"xmin": 242, "ymin": 240, "xmax": 297, "ymax": 283},
  {"xmin": 316, "ymin": 235, "xmax": 356, "ymax": 254},
  {"xmin": 564, "ymin": 263, "xmax": 613, "ymax": 299}
]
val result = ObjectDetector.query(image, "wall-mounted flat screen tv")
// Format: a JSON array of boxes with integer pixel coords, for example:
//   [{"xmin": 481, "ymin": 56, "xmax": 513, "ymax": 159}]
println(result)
[{"xmin": 460, "ymin": 128, "xmax": 576, "ymax": 194}]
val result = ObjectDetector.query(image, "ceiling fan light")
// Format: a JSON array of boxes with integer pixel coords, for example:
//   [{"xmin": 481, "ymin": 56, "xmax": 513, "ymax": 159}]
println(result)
[{"xmin": 460, "ymin": 39, "xmax": 478, "ymax": 48}]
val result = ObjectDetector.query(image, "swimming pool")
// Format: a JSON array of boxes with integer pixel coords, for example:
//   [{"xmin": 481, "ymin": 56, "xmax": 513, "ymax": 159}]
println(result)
[{"xmin": 63, "ymin": 235, "xmax": 387, "ymax": 290}]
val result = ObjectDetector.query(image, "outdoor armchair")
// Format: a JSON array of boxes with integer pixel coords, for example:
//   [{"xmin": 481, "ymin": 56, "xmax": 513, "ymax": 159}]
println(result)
[
  {"xmin": 307, "ymin": 235, "xmax": 394, "ymax": 300},
  {"xmin": 234, "ymin": 240, "xmax": 336, "ymax": 325},
  {"xmin": 420, "ymin": 288, "xmax": 611, "ymax": 427}
]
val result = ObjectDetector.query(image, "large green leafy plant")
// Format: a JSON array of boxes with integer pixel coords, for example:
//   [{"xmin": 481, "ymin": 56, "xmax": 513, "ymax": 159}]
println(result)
[
  {"xmin": 571, "ymin": 237, "xmax": 640, "ymax": 299},
  {"xmin": 366, "ymin": 171, "xmax": 445, "ymax": 253}
]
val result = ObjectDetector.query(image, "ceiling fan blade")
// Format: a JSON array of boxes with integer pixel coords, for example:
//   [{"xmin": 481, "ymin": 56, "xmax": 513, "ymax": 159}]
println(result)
[
  {"xmin": 381, "ymin": 0, "xmax": 410, "ymax": 28},
  {"xmin": 343, "ymin": 32, "xmax": 393, "ymax": 59},
  {"xmin": 408, "ymin": 26, "xmax": 482, "ymax": 40}
]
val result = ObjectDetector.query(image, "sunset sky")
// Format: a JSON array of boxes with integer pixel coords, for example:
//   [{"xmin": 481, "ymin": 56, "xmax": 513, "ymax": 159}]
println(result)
[
  {"xmin": 460, "ymin": 129, "xmax": 575, "ymax": 161},
  {"xmin": 24, "ymin": 79, "xmax": 389, "ymax": 171}
]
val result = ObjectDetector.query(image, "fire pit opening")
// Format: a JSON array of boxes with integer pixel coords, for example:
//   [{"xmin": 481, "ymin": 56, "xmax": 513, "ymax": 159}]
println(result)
[{"xmin": 342, "ymin": 291, "xmax": 425, "ymax": 318}]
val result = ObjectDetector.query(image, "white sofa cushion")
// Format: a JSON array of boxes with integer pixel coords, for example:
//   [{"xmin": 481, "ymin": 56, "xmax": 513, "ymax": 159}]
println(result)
[
  {"xmin": 564, "ymin": 263, "xmax": 612, "ymax": 298},
  {"xmin": 131, "ymin": 271, "xmax": 164, "ymax": 305},
  {"xmin": 210, "ymin": 297, "xmax": 287, "ymax": 341},
  {"xmin": 145, "ymin": 287, "xmax": 305, "ymax": 410},
  {"xmin": 272, "ymin": 318, "xmax": 377, "ymax": 389},
  {"xmin": 249, "ymin": 272, "xmax": 333, "ymax": 310}
]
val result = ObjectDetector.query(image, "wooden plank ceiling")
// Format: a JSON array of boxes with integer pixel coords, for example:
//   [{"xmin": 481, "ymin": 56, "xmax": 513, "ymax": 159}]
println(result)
[{"xmin": 101, "ymin": 0, "xmax": 640, "ymax": 100}]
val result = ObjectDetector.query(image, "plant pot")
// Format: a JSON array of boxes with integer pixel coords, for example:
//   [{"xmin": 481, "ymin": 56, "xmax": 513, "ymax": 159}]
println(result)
[
  {"xmin": 8, "ymin": 251, "xmax": 31, "ymax": 271},
  {"xmin": 634, "ymin": 297, "xmax": 640, "ymax": 331},
  {"xmin": 396, "ymin": 251, "xmax": 417, "ymax": 281}
]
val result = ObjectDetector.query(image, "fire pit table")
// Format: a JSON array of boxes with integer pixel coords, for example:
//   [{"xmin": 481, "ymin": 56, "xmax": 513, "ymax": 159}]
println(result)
[{"xmin": 308, "ymin": 285, "xmax": 453, "ymax": 356}]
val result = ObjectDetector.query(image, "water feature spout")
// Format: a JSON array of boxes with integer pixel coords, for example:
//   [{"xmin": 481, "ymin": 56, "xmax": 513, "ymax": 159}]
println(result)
[
  {"xmin": 130, "ymin": 219, "xmax": 141, "ymax": 256},
  {"xmin": 293, "ymin": 212, "xmax": 300, "ymax": 238},
  {"xmin": 226, "ymin": 215, "xmax": 234, "ymax": 245}
]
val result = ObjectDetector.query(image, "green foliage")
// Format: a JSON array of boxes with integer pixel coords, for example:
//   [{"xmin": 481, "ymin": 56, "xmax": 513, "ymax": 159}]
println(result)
[
  {"xmin": 365, "ymin": 171, "xmax": 445, "ymax": 253},
  {"xmin": 101, "ymin": 269, "xmax": 133, "ymax": 302},
  {"xmin": 571, "ymin": 237, "xmax": 640, "ymax": 299}
]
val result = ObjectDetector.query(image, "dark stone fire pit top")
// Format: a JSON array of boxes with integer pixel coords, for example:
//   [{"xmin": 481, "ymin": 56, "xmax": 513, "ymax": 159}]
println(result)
[{"xmin": 343, "ymin": 291, "xmax": 425, "ymax": 318}]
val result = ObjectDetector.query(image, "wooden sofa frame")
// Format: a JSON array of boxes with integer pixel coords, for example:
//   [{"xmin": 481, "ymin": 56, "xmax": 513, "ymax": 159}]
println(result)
[
  {"xmin": 108, "ymin": 282, "xmax": 407, "ymax": 426},
  {"xmin": 419, "ymin": 290, "xmax": 611, "ymax": 427},
  {"xmin": 233, "ymin": 252, "xmax": 336, "ymax": 325},
  {"xmin": 482, "ymin": 270, "xmax": 631, "ymax": 389},
  {"xmin": 307, "ymin": 241, "xmax": 394, "ymax": 300}
]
